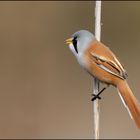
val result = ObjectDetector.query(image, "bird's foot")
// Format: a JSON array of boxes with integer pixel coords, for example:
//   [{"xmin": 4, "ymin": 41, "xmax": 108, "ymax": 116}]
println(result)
[
  {"xmin": 91, "ymin": 87, "xmax": 107, "ymax": 101},
  {"xmin": 91, "ymin": 94, "xmax": 101, "ymax": 101}
]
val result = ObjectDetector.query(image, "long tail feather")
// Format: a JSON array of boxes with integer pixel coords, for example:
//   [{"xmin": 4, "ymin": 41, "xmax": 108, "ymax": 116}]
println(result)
[{"xmin": 117, "ymin": 80, "xmax": 140, "ymax": 128}]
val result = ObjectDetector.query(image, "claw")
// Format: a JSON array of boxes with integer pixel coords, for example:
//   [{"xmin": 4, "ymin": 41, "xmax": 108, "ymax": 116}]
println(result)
[
  {"xmin": 91, "ymin": 94, "xmax": 101, "ymax": 101},
  {"xmin": 91, "ymin": 87, "xmax": 107, "ymax": 102}
]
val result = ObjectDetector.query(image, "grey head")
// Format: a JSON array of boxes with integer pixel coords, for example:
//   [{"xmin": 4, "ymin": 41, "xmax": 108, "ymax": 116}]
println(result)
[{"xmin": 67, "ymin": 30, "xmax": 96, "ymax": 57}]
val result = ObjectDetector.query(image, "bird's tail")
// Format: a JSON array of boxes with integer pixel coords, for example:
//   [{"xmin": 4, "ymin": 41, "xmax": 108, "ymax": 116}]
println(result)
[{"xmin": 117, "ymin": 80, "xmax": 140, "ymax": 128}]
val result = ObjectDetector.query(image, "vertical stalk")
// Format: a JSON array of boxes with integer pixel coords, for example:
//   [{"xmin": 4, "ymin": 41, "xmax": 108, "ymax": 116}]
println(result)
[{"xmin": 93, "ymin": 1, "xmax": 102, "ymax": 139}]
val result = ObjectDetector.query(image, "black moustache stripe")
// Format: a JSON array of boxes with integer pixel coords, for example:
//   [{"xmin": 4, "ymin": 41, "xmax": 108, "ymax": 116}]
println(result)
[
  {"xmin": 73, "ymin": 38, "xmax": 78, "ymax": 53},
  {"xmin": 74, "ymin": 43, "xmax": 78, "ymax": 53}
]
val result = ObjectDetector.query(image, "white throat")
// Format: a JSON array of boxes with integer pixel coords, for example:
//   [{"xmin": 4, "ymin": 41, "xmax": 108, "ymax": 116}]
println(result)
[{"xmin": 68, "ymin": 42, "xmax": 89, "ymax": 68}]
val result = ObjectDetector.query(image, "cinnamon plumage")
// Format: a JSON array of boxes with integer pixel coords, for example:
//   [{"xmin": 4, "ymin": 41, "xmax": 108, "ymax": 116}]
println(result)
[{"xmin": 66, "ymin": 30, "xmax": 140, "ymax": 129}]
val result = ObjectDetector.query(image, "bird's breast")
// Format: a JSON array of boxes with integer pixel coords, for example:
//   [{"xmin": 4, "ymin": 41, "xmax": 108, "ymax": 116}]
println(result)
[{"xmin": 77, "ymin": 53, "xmax": 89, "ymax": 69}]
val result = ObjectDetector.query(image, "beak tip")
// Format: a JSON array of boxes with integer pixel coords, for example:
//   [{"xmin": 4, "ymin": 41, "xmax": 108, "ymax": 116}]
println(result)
[{"xmin": 65, "ymin": 38, "xmax": 73, "ymax": 45}]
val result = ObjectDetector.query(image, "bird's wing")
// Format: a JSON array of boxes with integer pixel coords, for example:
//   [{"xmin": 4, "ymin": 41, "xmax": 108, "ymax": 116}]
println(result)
[{"xmin": 90, "ymin": 42, "xmax": 127, "ymax": 80}]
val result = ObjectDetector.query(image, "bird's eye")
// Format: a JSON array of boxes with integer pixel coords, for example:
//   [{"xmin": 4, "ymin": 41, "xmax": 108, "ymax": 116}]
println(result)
[{"xmin": 72, "ymin": 37, "xmax": 78, "ymax": 53}]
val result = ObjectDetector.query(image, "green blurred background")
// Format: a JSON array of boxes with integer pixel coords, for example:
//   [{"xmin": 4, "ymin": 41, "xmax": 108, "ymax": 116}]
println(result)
[{"xmin": 0, "ymin": 1, "xmax": 139, "ymax": 139}]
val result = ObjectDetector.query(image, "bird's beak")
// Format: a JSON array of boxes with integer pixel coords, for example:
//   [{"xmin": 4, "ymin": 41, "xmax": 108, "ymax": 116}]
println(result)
[{"xmin": 65, "ymin": 38, "xmax": 73, "ymax": 45}]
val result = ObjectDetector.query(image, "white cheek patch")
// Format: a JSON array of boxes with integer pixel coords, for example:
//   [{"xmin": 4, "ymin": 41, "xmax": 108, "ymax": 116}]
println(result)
[
  {"xmin": 69, "ymin": 43, "xmax": 74, "ymax": 52},
  {"xmin": 69, "ymin": 43, "xmax": 78, "ymax": 58}
]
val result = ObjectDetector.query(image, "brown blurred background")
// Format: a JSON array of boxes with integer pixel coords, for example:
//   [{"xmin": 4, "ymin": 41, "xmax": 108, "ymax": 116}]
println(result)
[{"xmin": 0, "ymin": 1, "xmax": 139, "ymax": 139}]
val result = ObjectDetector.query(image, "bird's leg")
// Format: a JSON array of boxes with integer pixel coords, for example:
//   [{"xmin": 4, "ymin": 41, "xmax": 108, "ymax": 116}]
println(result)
[{"xmin": 91, "ymin": 85, "xmax": 109, "ymax": 101}]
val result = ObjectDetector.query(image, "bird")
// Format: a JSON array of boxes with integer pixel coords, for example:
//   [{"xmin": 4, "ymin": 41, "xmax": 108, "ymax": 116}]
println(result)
[{"xmin": 66, "ymin": 30, "xmax": 140, "ymax": 129}]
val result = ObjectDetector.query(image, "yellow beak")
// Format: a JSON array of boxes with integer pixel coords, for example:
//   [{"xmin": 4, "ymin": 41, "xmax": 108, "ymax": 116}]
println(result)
[{"xmin": 65, "ymin": 38, "xmax": 73, "ymax": 45}]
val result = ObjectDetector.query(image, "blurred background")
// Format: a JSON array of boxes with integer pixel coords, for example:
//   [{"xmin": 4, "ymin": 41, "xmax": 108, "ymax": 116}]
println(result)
[{"xmin": 0, "ymin": 1, "xmax": 139, "ymax": 139}]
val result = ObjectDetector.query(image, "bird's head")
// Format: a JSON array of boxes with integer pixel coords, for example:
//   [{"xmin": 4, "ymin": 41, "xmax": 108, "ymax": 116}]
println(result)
[{"xmin": 66, "ymin": 30, "xmax": 95, "ymax": 57}]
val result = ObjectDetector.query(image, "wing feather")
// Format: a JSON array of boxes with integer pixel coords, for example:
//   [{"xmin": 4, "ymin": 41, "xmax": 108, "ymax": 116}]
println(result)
[{"xmin": 90, "ymin": 52, "xmax": 127, "ymax": 80}]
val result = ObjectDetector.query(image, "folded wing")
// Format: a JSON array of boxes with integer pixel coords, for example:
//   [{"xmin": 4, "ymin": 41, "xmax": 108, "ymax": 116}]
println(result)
[{"xmin": 90, "ymin": 42, "xmax": 127, "ymax": 80}]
